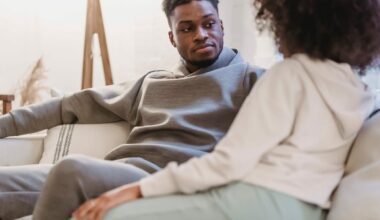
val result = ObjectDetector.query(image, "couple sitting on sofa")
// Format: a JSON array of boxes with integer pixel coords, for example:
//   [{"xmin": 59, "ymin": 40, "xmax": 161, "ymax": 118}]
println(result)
[{"xmin": 1, "ymin": 0, "xmax": 380, "ymax": 220}]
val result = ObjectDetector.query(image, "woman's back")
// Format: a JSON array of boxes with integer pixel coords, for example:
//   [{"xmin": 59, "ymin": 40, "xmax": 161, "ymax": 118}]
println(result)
[{"xmin": 242, "ymin": 54, "xmax": 374, "ymax": 208}]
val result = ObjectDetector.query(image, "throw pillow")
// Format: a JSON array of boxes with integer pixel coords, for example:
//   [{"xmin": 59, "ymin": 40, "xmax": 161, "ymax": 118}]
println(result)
[{"xmin": 39, "ymin": 122, "xmax": 130, "ymax": 164}]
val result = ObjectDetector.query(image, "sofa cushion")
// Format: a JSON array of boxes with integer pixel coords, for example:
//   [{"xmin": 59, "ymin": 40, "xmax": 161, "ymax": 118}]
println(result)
[
  {"xmin": 39, "ymin": 122, "xmax": 130, "ymax": 164},
  {"xmin": 327, "ymin": 111, "xmax": 380, "ymax": 220}
]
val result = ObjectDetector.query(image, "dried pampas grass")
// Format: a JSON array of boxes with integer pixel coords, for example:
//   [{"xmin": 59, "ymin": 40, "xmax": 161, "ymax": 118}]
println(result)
[{"xmin": 17, "ymin": 58, "xmax": 51, "ymax": 106}]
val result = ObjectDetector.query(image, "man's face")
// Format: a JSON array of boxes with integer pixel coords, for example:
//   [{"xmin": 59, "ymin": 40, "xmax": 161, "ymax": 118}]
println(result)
[{"xmin": 169, "ymin": 0, "xmax": 224, "ymax": 72}]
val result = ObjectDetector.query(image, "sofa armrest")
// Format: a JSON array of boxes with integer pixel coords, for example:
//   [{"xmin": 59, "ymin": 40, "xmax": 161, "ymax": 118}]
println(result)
[
  {"xmin": 0, "ymin": 132, "xmax": 45, "ymax": 166},
  {"xmin": 0, "ymin": 121, "xmax": 130, "ymax": 166}
]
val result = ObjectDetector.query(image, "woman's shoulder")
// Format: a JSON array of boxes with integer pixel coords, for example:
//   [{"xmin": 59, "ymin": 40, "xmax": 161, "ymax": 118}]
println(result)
[
  {"xmin": 262, "ymin": 55, "xmax": 306, "ymax": 82},
  {"xmin": 267, "ymin": 53, "xmax": 353, "ymax": 81}
]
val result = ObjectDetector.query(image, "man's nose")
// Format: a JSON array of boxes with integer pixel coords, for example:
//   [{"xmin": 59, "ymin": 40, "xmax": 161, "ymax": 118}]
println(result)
[{"xmin": 194, "ymin": 28, "xmax": 208, "ymax": 41}]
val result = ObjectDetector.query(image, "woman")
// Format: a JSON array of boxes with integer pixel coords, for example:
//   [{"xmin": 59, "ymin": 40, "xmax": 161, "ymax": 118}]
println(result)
[{"xmin": 74, "ymin": 0, "xmax": 380, "ymax": 219}]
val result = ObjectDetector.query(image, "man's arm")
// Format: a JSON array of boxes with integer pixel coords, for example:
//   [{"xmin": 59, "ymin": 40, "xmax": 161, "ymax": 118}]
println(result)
[{"xmin": 0, "ymin": 75, "xmax": 146, "ymax": 138}]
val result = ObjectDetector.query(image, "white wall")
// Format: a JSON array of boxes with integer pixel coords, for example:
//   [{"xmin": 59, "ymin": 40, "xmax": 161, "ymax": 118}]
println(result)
[
  {"xmin": 220, "ymin": 0, "xmax": 278, "ymax": 68},
  {"xmin": 0, "ymin": 0, "xmax": 277, "ymax": 97}
]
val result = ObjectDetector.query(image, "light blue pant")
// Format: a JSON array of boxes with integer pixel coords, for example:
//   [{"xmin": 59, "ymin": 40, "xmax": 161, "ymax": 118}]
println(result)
[{"xmin": 104, "ymin": 182, "xmax": 326, "ymax": 220}]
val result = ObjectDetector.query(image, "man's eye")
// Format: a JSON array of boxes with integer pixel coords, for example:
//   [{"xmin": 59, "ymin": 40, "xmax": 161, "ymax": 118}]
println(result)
[
  {"xmin": 205, "ymin": 21, "xmax": 216, "ymax": 28},
  {"xmin": 180, "ymin": 27, "xmax": 192, "ymax": 33}
]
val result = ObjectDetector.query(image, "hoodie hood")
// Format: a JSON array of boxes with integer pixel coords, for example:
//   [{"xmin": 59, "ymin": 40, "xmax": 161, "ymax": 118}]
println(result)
[{"xmin": 292, "ymin": 54, "xmax": 375, "ymax": 138}]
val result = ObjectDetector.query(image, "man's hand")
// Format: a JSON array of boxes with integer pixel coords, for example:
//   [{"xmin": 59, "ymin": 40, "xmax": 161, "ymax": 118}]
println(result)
[{"xmin": 73, "ymin": 183, "xmax": 142, "ymax": 220}]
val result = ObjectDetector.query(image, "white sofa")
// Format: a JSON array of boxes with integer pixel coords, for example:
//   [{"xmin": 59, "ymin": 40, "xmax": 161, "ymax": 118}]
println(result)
[
  {"xmin": 1, "ymin": 111, "xmax": 380, "ymax": 220},
  {"xmin": 0, "ymin": 132, "xmax": 45, "ymax": 166}
]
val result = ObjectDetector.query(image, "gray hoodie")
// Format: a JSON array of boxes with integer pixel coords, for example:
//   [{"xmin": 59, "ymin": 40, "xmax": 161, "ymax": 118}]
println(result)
[{"xmin": 0, "ymin": 48, "xmax": 263, "ymax": 169}]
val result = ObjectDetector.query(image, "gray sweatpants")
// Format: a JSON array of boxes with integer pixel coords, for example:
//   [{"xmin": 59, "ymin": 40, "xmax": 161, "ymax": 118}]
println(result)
[
  {"xmin": 0, "ymin": 164, "xmax": 51, "ymax": 220},
  {"xmin": 0, "ymin": 155, "xmax": 150, "ymax": 220}
]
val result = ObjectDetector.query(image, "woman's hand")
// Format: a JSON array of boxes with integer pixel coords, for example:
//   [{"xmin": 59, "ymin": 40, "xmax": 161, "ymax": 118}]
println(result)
[{"xmin": 73, "ymin": 183, "xmax": 142, "ymax": 220}]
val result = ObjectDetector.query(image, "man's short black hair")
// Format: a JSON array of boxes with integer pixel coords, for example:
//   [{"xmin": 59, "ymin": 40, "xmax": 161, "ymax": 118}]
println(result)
[{"xmin": 162, "ymin": 0, "xmax": 219, "ymax": 25}]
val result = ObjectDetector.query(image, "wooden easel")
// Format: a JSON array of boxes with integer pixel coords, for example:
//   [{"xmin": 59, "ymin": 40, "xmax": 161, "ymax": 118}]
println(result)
[{"xmin": 82, "ymin": 0, "xmax": 113, "ymax": 89}]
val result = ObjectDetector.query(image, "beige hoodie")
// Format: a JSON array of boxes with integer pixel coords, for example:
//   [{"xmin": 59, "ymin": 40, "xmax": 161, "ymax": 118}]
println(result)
[{"xmin": 140, "ymin": 54, "xmax": 375, "ymax": 208}]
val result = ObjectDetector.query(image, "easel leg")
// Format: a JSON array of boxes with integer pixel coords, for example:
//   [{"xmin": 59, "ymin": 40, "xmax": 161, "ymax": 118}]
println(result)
[{"xmin": 81, "ymin": 0, "xmax": 113, "ymax": 90}]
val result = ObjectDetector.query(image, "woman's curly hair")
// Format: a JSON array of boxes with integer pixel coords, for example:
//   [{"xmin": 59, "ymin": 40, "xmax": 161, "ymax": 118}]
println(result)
[{"xmin": 254, "ymin": 0, "xmax": 380, "ymax": 71}]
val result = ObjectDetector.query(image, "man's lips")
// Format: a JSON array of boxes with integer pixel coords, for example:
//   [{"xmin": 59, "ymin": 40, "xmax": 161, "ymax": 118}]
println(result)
[{"xmin": 193, "ymin": 43, "xmax": 215, "ymax": 52}]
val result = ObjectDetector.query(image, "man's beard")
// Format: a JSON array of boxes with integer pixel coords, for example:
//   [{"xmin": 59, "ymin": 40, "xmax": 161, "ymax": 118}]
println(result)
[{"xmin": 187, "ymin": 57, "xmax": 219, "ymax": 68}]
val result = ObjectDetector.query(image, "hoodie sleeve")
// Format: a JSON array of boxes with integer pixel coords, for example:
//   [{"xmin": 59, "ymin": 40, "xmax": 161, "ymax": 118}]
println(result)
[
  {"xmin": 139, "ymin": 60, "xmax": 304, "ymax": 197},
  {"xmin": 0, "ymin": 75, "xmax": 146, "ymax": 138}
]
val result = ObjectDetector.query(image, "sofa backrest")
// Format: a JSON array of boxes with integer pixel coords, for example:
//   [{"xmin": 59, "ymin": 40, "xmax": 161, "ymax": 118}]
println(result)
[
  {"xmin": 327, "ymin": 110, "xmax": 380, "ymax": 220},
  {"xmin": 346, "ymin": 110, "xmax": 380, "ymax": 174}
]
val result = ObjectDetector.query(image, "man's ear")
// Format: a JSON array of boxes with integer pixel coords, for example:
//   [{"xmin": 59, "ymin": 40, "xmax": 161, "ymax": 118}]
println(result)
[{"xmin": 169, "ymin": 31, "xmax": 176, "ymax": 47}]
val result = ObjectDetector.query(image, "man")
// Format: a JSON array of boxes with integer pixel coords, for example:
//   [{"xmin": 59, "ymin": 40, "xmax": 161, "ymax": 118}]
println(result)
[{"xmin": 0, "ymin": 0, "xmax": 263, "ymax": 219}]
